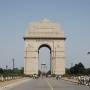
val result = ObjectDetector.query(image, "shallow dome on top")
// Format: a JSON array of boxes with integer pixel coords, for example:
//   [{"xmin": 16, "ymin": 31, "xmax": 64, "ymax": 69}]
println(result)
[{"xmin": 24, "ymin": 18, "xmax": 65, "ymax": 39}]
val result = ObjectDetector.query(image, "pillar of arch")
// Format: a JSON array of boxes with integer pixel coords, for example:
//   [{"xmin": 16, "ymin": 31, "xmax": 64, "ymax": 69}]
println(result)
[{"xmin": 24, "ymin": 18, "xmax": 66, "ymax": 75}]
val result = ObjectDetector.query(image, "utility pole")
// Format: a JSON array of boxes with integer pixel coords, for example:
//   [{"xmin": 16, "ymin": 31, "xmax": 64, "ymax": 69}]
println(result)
[
  {"xmin": 12, "ymin": 58, "xmax": 15, "ymax": 78},
  {"xmin": 6, "ymin": 65, "xmax": 8, "ymax": 70},
  {"xmin": 71, "ymin": 63, "xmax": 74, "ymax": 76},
  {"xmin": 12, "ymin": 58, "xmax": 15, "ymax": 71},
  {"xmin": 6, "ymin": 65, "xmax": 8, "ymax": 76}
]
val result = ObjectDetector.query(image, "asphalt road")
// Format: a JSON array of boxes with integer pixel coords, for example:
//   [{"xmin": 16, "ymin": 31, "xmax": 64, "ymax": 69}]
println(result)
[{"xmin": 6, "ymin": 77, "xmax": 90, "ymax": 90}]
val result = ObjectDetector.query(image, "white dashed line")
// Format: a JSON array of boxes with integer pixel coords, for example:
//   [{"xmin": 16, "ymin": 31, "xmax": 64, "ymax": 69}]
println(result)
[{"xmin": 46, "ymin": 79, "xmax": 53, "ymax": 90}]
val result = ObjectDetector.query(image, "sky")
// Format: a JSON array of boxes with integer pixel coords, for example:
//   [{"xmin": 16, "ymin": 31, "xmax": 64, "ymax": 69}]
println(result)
[
  {"xmin": 0, "ymin": 0, "xmax": 90, "ymax": 69},
  {"xmin": 39, "ymin": 47, "xmax": 50, "ymax": 72}
]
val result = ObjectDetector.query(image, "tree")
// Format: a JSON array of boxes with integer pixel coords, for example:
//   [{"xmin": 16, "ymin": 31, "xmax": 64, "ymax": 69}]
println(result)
[
  {"xmin": 20, "ymin": 67, "xmax": 24, "ymax": 75},
  {"xmin": 77, "ymin": 63, "xmax": 85, "ymax": 75},
  {"xmin": 0, "ymin": 68, "xmax": 3, "ymax": 75},
  {"xmin": 70, "ymin": 62, "xmax": 85, "ymax": 75},
  {"xmin": 85, "ymin": 68, "xmax": 90, "ymax": 75},
  {"xmin": 65, "ymin": 68, "xmax": 71, "ymax": 75}
]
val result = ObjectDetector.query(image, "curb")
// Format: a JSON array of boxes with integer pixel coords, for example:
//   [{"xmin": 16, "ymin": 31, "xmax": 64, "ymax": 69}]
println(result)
[{"xmin": 62, "ymin": 78, "xmax": 78, "ymax": 83}]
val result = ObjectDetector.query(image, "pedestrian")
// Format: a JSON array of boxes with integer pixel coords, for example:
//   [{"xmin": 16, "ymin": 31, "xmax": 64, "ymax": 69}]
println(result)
[{"xmin": 77, "ymin": 76, "xmax": 81, "ymax": 85}]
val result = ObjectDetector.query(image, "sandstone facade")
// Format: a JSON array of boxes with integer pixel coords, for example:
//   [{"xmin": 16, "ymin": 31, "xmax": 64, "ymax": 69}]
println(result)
[{"xmin": 24, "ymin": 18, "xmax": 66, "ymax": 75}]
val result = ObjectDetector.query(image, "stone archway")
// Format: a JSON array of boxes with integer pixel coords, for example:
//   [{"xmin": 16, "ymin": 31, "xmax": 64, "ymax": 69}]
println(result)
[
  {"xmin": 24, "ymin": 18, "xmax": 66, "ymax": 75},
  {"xmin": 38, "ymin": 44, "xmax": 51, "ymax": 75}
]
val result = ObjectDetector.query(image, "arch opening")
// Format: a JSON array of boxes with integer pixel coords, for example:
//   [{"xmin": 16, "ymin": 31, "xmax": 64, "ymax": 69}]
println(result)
[{"xmin": 38, "ymin": 44, "xmax": 51, "ymax": 76}]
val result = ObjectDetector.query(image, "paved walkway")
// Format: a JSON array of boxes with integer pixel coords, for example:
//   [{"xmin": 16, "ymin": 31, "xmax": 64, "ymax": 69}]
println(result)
[
  {"xmin": 0, "ymin": 77, "xmax": 30, "ymax": 90},
  {"xmin": 62, "ymin": 77, "xmax": 78, "ymax": 83},
  {"xmin": 0, "ymin": 78, "xmax": 22, "ymax": 87}
]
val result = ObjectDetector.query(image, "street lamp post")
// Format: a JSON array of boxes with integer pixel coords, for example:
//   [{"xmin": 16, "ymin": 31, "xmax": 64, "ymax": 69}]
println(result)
[
  {"xmin": 12, "ymin": 58, "xmax": 15, "ymax": 78},
  {"xmin": 12, "ymin": 58, "xmax": 15, "ymax": 71}
]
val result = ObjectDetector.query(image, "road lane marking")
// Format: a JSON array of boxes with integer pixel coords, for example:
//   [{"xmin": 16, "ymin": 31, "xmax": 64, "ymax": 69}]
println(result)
[{"xmin": 46, "ymin": 79, "xmax": 53, "ymax": 90}]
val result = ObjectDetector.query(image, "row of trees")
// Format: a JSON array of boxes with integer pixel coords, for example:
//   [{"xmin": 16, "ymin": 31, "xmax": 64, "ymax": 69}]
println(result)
[
  {"xmin": 0, "ymin": 62, "xmax": 89, "ymax": 77},
  {"xmin": 66, "ymin": 62, "xmax": 90, "ymax": 76},
  {"xmin": 0, "ymin": 67, "xmax": 24, "ymax": 77}
]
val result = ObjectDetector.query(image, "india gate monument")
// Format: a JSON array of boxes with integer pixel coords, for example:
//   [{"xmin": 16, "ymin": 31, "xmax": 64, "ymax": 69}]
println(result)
[{"xmin": 24, "ymin": 18, "xmax": 66, "ymax": 75}]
